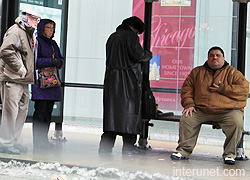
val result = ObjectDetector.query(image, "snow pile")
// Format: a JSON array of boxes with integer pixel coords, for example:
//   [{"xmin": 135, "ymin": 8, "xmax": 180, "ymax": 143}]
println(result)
[{"xmin": 0, "ymin": 160, "xmax": 193, "ymax": 180}]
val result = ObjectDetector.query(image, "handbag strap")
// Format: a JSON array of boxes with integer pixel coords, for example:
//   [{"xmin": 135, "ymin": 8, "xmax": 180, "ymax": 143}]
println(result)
[{"xmin": 51, "ymin": 43, "xmax": 55, "ymax": 59}]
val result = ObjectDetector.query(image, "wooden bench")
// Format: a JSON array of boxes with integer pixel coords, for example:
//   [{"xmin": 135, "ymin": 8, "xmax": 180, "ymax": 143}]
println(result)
[{"xmin": 138, "ymin": 112, "xmax": 250, "ymax": 160}]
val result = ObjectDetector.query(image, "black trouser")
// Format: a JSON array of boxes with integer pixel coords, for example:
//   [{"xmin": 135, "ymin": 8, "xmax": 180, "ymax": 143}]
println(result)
[
  {"xmin": 99, "ymin": 131, "xmax": 137, "ymax": 151},
  {"xmin": 32, "ymin": 100, "xmax": 55, "ymax": 145}
]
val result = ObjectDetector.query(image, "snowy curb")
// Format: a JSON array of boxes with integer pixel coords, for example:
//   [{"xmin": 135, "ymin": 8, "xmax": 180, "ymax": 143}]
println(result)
[{"xmin": 0, "ymin": 160, "xmax": 193, "ymax": 180}]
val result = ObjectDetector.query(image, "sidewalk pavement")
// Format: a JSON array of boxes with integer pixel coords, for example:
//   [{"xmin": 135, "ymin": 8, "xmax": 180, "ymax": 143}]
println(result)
[{"xmin": 0, "ymin": 123, "xmax": 249, "ymax": 180}]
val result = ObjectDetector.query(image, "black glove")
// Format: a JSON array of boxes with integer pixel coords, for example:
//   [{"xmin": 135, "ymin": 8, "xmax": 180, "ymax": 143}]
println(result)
[{"xmin": 52, "ymin": 58, "xmax": 62, "ymax": 67}]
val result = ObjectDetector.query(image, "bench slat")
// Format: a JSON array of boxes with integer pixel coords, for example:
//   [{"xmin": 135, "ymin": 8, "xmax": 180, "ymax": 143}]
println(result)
[{"xmin": 153, "ymin": 114, "xmax": 220, "ymax": 126}]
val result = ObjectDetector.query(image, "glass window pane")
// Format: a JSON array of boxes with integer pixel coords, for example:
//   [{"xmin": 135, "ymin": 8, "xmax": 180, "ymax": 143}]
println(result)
[
  {"xmin": 64, "ymin": 0, "xmax": 133, "ymax": 119},
  {"xmin": 244, "ymin": 3, "xmax": 250, "ymax": 130},
  {"xmin": 133, "ymin": 0, "xmax": 235, "ymax": 115}
]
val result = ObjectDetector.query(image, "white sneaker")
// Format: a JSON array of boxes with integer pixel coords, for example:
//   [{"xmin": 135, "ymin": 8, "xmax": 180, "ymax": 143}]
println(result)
[
  {"xmin": 224, "ymin": 157, "xmax": 235, "ymax": 165},
  {"xmin": 171, "ymin": 152, "xmax": 188, "ymax": 160}
]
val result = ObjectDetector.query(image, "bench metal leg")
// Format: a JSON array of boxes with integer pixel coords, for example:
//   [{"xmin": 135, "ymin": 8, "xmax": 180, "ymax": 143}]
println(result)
[
  {"xmin": 236, "ymin": 130, "xmax": 250, "ymax": 161},
  {"xmin": 138, "ymin": 119, "xmax": 153, "ymax": 149}
]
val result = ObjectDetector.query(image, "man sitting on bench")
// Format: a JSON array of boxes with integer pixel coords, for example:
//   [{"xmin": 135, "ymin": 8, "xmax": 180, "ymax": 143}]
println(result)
[{"xmin": 171, "ymin": 46, "xmax": 249, "ymax": 165}]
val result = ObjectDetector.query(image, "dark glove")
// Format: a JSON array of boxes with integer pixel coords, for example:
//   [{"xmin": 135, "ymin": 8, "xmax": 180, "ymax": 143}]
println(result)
[{"xmin": 52, "ymin": 58, "xmax": 62, "ymax": 67}]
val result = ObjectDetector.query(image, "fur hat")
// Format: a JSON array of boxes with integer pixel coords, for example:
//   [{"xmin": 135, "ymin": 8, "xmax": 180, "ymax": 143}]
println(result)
[{"xmin": 122, "ymin": 16, "xmax": 145, "ymax": 34}]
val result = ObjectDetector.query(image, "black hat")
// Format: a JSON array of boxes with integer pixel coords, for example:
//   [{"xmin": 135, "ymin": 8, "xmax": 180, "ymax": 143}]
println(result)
[{"xmin": 122, "ymin": 16, "xmax": 145, "ymax": 34}]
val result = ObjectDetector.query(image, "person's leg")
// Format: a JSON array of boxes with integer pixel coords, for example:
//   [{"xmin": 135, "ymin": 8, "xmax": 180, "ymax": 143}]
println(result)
[
  {"xmin": 176, "ymin": 109, "xmax": 210, "ymax": 158},
  {"xmin": 99, "ymin": 131, "xmax": 117, "ymax": 152},
  {"xmin": 32, "ymin": 100, "xmax": 47, "ymax": 146},
  {"xmin": 43, "ymin": 100, "xmax": 55, "ymax": 142},
  {"xmin": 0, "ymin": 82, "xmax": 27, "ymax": 154},
  {"xmin": 122, "ymin": 133, "xmax": 145, "ymax": 155},
  {"xmin": 12, "ymin": 84, "xmax": 29, "ymax": 152},
  {"xmin": 0, "ymin": 82, "xmax": 24, "ymax": 147},
  {"xmin": 122, "ymin": 133, "xmax": 137, "ymax": 151},
  {"xmin": 217, "ymin": 110, "xmax": 243, "ymax": 159},
  {"xmin": 14, "ymin": 84, "xmax": 29, "ymax": 142}
]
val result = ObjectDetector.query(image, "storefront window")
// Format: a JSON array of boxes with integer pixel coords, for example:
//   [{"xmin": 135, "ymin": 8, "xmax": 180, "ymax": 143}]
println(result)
[{"xmin": 133, "ymin": 0, "xmax": 235, "ymax": 115}]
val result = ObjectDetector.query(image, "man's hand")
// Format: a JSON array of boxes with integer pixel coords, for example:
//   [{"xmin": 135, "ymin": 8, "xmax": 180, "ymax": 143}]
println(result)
[
  {"xmin": 209, "ymin": 81, "xmax": 221, "ymax": 92},
  {"xmin": 182, "ymin": 106, "xmax": 197, "ymax": 117},
  {"xmin": 17, "ymin": 65, "xmax": 27, "ymax": 78}
]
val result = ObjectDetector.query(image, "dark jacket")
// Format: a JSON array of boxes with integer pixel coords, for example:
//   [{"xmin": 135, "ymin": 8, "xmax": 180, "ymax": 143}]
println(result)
[
  {"xmin": 103, "ymin": 24, "xmax": 152, "ymax": 134},
  {"xmin": 31, "ymin": 19, "xmax": 65, "ymax": 101},
  {"xmin": 181, "ymin": 61, "xmax": 249, "ymax": 114}
]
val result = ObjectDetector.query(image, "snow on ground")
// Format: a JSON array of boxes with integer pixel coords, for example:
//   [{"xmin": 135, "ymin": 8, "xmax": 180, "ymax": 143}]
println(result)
[{"xmin": 0, "ymin": 160, "xmax": 193, "ymax": 180}]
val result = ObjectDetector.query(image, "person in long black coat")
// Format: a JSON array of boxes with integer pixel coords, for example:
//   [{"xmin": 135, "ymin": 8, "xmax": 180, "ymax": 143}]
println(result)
[{"xmin": 99, "ymin": 16, "xmax": 152, "ymax": 155}]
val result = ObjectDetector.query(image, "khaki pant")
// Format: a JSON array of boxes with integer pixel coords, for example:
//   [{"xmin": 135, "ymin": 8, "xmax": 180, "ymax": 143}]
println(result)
[
  {"xmin": 176, "ymin": 109, "xmax": 243, "ymax": 159},
  {"xmin": 0, "ymin": 81, "xmax": 29, "ymax": 147}
]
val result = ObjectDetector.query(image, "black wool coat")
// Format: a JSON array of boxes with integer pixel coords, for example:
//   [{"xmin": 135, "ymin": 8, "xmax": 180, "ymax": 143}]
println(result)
[{"xmin": 103, "ymin": 25, "xmax": 152, "ymax": 134}]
